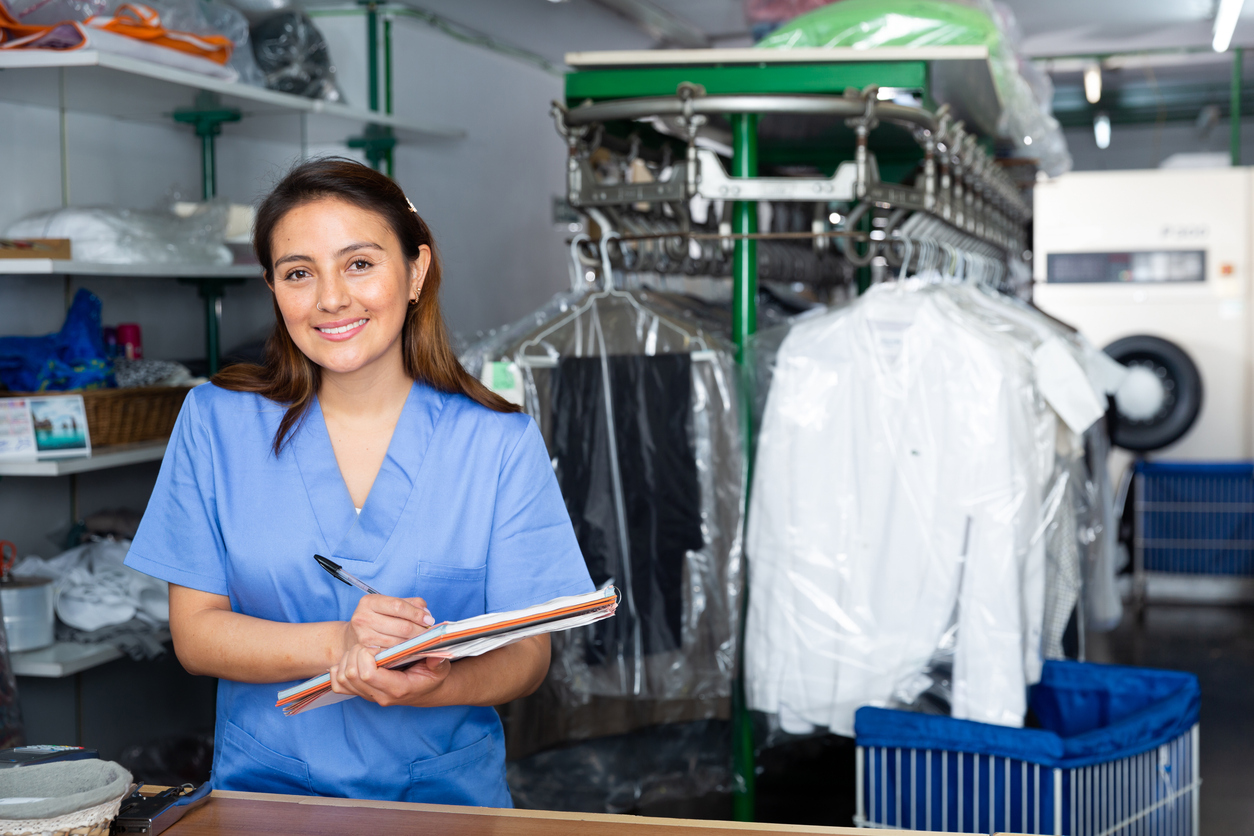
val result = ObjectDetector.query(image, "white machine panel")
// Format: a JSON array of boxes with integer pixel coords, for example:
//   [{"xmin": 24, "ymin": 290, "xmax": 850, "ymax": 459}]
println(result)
[{"xmin": 1033, "ymin": 168, "xmax": 1252, "ymax": 460}]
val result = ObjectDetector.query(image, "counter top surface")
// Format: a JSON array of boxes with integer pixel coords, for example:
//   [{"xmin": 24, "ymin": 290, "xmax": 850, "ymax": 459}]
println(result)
[
  {"xmin": 172, "ymin": 791, "xmax": 868, "ymax": 836},
  {"xmin": 167, "ymin": 791, "xmax": 1024, "ymax": 836}
]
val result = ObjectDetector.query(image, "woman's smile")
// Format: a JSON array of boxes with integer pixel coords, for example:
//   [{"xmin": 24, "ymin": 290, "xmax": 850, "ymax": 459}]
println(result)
[{"xmin": 316, "ymin": 317, "xmax": 369, "ymax": 340}]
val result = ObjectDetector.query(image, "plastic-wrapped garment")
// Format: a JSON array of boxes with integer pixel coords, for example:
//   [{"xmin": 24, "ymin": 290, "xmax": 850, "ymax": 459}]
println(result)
[
  {"xmin": 5, "ymin": 203, "xmax": 231, "ymax": 266},
  {"xmin": 0, "ymin": 2, "xmax": 237, "ymax": 79},
  {"xmin": 249, "ymin": 10, "xmax": 343, "ymax": 102},
  {"xmin": 507, "ymin": 719, "xmax": 731, "ymax": 813},
  {"xmin": 464, "ymin": 285, "xmax": 744, "ymax": 706},
  {"xmin": 754, "ymin": 0, "xmax": 1071, "ymax": 176},
  {"xmin": 0, "ymin": 288, "xmax": 111, "ymax": 392},
  {"xmin": 148, "ymin": 0, "xmax": 265, "ymax": 86},
  {"xmin": 0, "ymin": 0, "xmax": 109, "ymax": 26},
  {"xmin": 745, "ymin": 282, "xmax": 1042, "ymax": 736},
  {"xmin": 3, "ymin": 0, "xmax": 261, "ymax": 83},
  {"xmin": 938, "ymin": 283, "xmax": 1095, "ymax": 673},
  {"xmin": 1081, "ymin": 421, "xmax": 1122, "ymax": 632}
]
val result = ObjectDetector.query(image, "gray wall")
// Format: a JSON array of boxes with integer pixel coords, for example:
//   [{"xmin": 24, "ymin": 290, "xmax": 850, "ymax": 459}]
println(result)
[
  {"xmin": 0, "ymin": 17, "xmax": 570, "ymax": 558},
  {"xmin": 1064, "ymin": 117, "xmax": 1254, "ymax": 171}
]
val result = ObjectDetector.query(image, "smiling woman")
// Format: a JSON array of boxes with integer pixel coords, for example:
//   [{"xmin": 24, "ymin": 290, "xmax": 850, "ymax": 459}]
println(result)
[{"xmin": 121, "ymin": 158, "xmax": 595, "ymax": 804}]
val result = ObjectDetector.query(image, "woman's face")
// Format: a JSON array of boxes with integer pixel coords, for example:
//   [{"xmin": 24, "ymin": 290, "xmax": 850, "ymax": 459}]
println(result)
[{"xmin": 269, "ymin": 198, "xmax": 429, "ymax": 378}]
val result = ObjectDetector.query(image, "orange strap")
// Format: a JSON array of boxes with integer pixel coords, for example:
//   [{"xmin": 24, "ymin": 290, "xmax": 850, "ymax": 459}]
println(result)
[{"xmin": 89, "ymin": 4, "xmax": 232, "ymax": 64}]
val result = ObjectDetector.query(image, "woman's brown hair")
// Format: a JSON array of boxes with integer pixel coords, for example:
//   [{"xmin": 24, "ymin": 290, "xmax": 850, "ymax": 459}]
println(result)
[{"xmin": 214, "ymin": 157, "xmax": 519, "ymax": 455}]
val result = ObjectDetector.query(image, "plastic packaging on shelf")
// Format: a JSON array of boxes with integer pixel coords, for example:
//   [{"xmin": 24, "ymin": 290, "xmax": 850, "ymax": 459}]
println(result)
[
  {"xmin": 0, "ymin": 2, "xmax": 238, "ymax": 79},
  {"xmin": 744, "ymin": 276, "xmax": 1117, "ymax": 738},
  {"xmin": 754, "ymin": 0, "xmax": 1072, "ymax": 176},
  {"xmin": 5, "ymin": 203, "xmax": 232, "ymax": 266},
  {"xmin": 463, "ymin": 246, "xmax": 745, "ymax": 758},
  {"xmin": 249, "ymin": 10, "xmax": 343, "ymax": 102},
  {"xmin": 152, "ymin": 0, "xmax": 266, "ymax": 86},
  {"xmin": 0, "ymin": 0, "xmax": 109, "ymax": 26}
]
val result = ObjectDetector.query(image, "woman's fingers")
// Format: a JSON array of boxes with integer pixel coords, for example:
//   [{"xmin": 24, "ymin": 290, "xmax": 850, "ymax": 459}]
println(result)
[
  {"xmin": 347, "ymin": 595, "xmax": 435, "ymax": 647},
  {"xmin": 329, "ymin": 646, "xmax": 451, "ymax": 707}
]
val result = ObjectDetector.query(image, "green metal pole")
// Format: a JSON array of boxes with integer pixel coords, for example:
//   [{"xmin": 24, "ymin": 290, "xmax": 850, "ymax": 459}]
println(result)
[
  {"xmin": 201, "ymin": 133, "xmax": 215, "ymax": 200},
  {"xmin": 732, "ymin": 114, "xmax": 758, "ymax": 360},
  {"xmin": 731, "ymin": 111, "xmax": 758, "ymax": 824},
  {"xmin": 384, "ymin": 15, "xmax": 394, "ymax": 178},
  {"xmin": 365, "ymin": 1, "xmax": 379, "ymax": 113},
  {"xmin": 384, "ymin": 16, "xmax": 393, "ymax": 117},
  {"xmin": 1233, "ymin": 48, "xmax": 1243, "ymax": 167}
]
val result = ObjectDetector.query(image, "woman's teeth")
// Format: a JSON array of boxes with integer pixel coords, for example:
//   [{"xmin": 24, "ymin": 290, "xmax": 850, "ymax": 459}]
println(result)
[{"xmin": 318, "ymin": 319, "xmax": 366, "ymax": 335}]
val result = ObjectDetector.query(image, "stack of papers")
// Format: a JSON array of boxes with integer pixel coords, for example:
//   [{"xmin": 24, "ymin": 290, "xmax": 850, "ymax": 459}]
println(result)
[{"xmin": 276, "ymin": 587, "xmax": 618, "ymax": 715}]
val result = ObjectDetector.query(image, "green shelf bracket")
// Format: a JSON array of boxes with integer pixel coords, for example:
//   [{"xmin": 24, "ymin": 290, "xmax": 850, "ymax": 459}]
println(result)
[
  {"xmin": 173, "ymin": 91, "xmax": 242, "ymax": 200},
  {"xmin": 348, "ymin": 123, "xmax": 397, "ymax": 177},
  {"xmin": 178, "ymin": 277, "xmax": 246, "ymax": 375}
]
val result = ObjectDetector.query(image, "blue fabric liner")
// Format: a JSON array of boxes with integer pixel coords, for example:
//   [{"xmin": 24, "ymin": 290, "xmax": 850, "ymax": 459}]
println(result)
[
  {"xmin": 0, "ymin": 289, "xmax": 112, "ymax": 392},
  {"xmin": 1136, "ymin": 460, "xmax": 1254, "ymax": 476},
  {"xmin": 855, "ymin": 661, "xmax": 1199, "ymax": 769},
  {"xmin": 1135, "ymin": 460, "xmax": 1254, "ymax": 575}
]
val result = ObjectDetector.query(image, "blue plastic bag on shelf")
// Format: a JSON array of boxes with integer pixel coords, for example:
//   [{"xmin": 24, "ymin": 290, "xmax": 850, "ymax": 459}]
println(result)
[{"xmin": 0, "ymin": 288, "xmax": 113, "ymax": 392}]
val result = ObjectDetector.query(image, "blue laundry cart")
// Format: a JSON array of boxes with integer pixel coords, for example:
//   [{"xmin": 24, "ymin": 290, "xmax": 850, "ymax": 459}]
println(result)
[
  {"xmin": 854, "ymin": 661, "xmax": 1200, "ymax": 835},
  {"xmin": 1133, "ymin": 461, "xmax": 1254, "ymax": 605}
]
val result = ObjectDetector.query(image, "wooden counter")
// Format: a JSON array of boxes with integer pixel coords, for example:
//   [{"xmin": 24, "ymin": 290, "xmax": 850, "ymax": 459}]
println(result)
[{"xmin": 169, "ymin": 791, "xmax": 1025, "ymax": 836}]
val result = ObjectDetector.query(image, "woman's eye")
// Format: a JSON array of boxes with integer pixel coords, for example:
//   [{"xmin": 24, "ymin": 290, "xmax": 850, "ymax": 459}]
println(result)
[
  {"xmin": 283, "ymin": 268, "xmax": 310, "ymax": 281},
  {"xmin": 350, "ymin": 258, "xmax": 372, "ymax": 270}
]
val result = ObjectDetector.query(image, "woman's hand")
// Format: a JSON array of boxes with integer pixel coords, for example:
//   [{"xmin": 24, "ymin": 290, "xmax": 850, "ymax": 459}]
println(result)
[
  {"xmin": 328, "ymin": 645, "xmax": 451, "ymax": 707},
  {"xmin": 341, "ymin": 595, "xmax": 435, "ymax": 654}
]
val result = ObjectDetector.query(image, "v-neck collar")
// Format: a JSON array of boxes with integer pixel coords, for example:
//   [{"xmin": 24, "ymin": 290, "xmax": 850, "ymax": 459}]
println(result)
[{"xmin": 291, "ymin": 381, "xmax": 447, "ymax": 564}]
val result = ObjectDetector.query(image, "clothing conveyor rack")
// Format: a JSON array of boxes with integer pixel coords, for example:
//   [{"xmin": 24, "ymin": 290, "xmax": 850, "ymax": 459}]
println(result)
[{"xmin": 544, "ymin": 48, "xmax": 1035, "ymax": 822}]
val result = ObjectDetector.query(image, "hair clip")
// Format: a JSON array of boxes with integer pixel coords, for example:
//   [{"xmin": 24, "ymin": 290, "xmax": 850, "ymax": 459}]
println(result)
[{"xmin": 405, "ymin": 198, "xmax": 418, "ymax": 214}]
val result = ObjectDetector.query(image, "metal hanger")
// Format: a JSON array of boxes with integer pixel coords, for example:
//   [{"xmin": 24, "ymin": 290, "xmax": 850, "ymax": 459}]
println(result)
[{"xmin": 516, "ymin": 229, "xmax": 713, "ymax": 368}]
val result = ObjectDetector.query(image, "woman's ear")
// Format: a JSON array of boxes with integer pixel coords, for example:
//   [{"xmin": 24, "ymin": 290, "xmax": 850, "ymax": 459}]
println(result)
[{"xmin": 410, "ymin": 245, "xmax": 431, "ymax": 302}]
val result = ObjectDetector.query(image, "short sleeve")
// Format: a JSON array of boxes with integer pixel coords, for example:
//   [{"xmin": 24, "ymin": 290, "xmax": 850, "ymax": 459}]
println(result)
[
  {"xmin": 124, "ymin": 389, "xmax": 230, "ymax": 596},
  {"xmin": 485, "ymin": 418, "xmax": 594, "ymax": 612}
]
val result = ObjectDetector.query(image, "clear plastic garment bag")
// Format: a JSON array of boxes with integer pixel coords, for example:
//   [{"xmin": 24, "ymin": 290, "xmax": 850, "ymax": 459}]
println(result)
[
  {"xmin": 463, "ymin": 234, "xmax": 745, "ymax": 757},
  {"xmin": 744, "ymin": 232, "xmax": 1118, "ymax": 738}
]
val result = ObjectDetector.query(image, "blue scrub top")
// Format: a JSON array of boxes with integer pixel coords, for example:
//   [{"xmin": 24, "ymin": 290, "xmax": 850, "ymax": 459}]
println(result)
[{"xmin": 125, "ymin": 381, "xmax": 594, "ymax": 804}]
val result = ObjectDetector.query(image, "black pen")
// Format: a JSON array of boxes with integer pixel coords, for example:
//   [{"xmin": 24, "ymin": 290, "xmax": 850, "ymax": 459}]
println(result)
[{"xmin": 314, "ymin": 554, "xmax": 382, "ymax": 596}]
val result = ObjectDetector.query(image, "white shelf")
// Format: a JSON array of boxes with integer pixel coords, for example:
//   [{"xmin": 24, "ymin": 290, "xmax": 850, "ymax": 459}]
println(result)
[
  {"xmin": 0, "ymin": 49, "xmax": 464, "ymax": 144},
  {"xmin": 0, "ymin": 260, "xmax": 261, "ymax": 278},
  {"xmin": 0, "ymin": 440, "xmax": 167, "ymax": 476},
  {"xmin": 11, "ymin": 630, "xmax": 170, "ymax": 678}
]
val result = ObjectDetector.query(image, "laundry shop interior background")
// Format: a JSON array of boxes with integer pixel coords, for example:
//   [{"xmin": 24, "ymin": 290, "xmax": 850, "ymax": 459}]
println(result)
[{"xmin": 3, "ymin": 0, "xmax": 1254, "ymax": 833}]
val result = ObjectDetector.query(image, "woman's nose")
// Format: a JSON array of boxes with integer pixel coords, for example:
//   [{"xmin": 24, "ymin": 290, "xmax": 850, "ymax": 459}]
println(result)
[{"xmin": 316, "ymin": 277, "xmax": 350, "ymax": 314}]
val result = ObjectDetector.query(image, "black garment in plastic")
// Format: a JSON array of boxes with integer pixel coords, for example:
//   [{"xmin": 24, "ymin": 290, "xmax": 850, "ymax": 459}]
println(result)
[
  {"xmin": 507, "ymin": 719, "xmax": 731, "ymax": 813},
  {"xmin": 249, "ymin": 11, "xmax": 343, "ymax": 102},
  {"xmin": 551, "ymin": 354, "xmax": 703, "ymax": 663}
]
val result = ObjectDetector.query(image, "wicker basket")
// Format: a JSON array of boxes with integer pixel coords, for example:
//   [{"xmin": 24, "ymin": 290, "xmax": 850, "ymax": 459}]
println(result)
[
  {"xmin": 81, "ymin": 386, "xmax": 191, "ymax": 447},
  {"xmin": 15, "ymin": 387, "xmax": 191, "ymax": 448}
]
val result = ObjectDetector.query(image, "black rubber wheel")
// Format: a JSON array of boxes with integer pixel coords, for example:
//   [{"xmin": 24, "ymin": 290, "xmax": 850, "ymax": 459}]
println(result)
[{"xmin": 1103, "ymin": 335, "xmax": 1203, "ymax": 452}]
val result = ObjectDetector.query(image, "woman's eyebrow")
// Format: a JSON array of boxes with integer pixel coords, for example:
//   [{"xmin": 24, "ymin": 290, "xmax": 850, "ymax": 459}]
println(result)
[
  {"xmin": 336, "ymin": 242, "xmax": 385, "ymax": 257},
  {"xmin": 273, "ymin": 242, "xmax": 383, "ymax": 268}
]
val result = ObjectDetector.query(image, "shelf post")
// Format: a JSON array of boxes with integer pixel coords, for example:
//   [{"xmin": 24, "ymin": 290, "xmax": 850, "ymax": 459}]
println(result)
[
  {"xmin": 172, "ymin": 91, "xmax": 242, "ymax": 199},
  {"xmin": 179, "ymin": 278, "xmax": 246, "ymax": 375},
  {"xmin": 730, "ymin": 110, "xmax": 758, "ymax": 824},
  {"xmin": 348, "ymin": 0, "xmax": 395, "ymax": 177}
]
